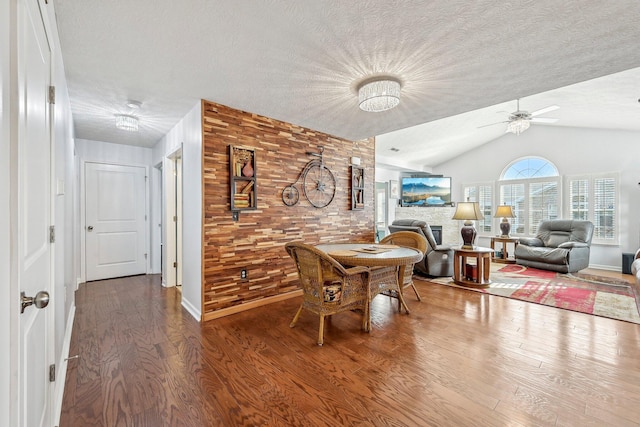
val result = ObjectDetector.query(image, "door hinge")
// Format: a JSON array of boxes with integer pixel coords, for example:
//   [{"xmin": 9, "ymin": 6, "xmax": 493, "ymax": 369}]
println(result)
[
  {"xmin": 173, "ymin": 261, "xmax": 177, "ymax": 268},
  {"xmin": 173, "ymin": 215, "xmax": 177, "ymax": 222},
  {"xmin": 48, "ymin": 86, "xmax": 55, "ymax": 104},
  {"xmin": 49, "ymin": 364, "xmax": 55, "ymax": 382},
  {"xmin": 49, "ymin": 226, "xmax": 55, "ymax": 243}
]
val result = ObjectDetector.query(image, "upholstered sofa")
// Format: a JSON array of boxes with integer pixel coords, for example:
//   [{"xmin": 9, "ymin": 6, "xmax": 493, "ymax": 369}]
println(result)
[
  {"xmin": 388, "ymin": 219, "xmax": 453, "ymax": 277},
  {"xmin": 514, "ymin": 219, "xmax": 594, "ymax": 273}
]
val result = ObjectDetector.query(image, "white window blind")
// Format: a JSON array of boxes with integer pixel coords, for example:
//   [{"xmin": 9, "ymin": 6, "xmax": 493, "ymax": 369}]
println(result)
[
  {"xmin": 593, "ymin": 176, "xmax": 616, "ymax": 242},
  {"xmin": 463, "ymin": 184, "xmax": 493, "ymax": 234},
  {"xmin": 528, "ymin": 181, "xmax": 559, "ymax": 235},
  {"xmin": 567, "ymin": 174, "xmax": 617, "ymax": 244},
  {"xmin": 500, "ymin": 183, "xmax": 525, "ymax": 234},
  {"xmin": 569, "ymin": 179, "xmax": 589, "ymax": 220}
]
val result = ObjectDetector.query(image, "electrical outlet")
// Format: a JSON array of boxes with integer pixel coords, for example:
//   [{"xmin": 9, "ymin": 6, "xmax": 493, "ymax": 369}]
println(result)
[{"xmin": 241, "ymin": 269, "xmax": 247, "ymax": 279}]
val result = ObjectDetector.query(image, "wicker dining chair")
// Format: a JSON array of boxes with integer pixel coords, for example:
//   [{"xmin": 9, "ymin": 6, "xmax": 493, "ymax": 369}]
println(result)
[
  {"xmin": 379, "ymin": 231, "xmax": 427, "ymax": 301},
  {"xmin": 285, "ymin": 241, "xmax": 370, "ymax": 346}
]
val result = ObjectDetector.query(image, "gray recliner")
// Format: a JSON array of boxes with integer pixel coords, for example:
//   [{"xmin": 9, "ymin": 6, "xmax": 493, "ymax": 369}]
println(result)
[
  {"xmin": 388, "ymin": 219, "xmax": 453, "ymax": 277},
  {"xmin": 514, "ymin": 219, "xmax": 594, "ymax": 273}
]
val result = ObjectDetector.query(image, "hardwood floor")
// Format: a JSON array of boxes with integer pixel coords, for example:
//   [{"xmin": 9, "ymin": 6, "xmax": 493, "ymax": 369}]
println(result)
[{"xmin": 60, "ymin": 272, "xmax": 640, "ymax": 426}]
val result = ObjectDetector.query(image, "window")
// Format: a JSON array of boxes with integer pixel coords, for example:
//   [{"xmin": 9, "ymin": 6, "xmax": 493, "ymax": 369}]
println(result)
[
  {"xmin": 462, "ymin": 184, "xmax": 493, "ymax": 234},
  {"xmin": 499, "ymin": 158, "xmax": 560, "ymax": 235},
  {"xmin": 462, "ymin": 158, "xmax": 619, "ymax": 242},
  {"xmin": 567, "ymin": 173, "xmax": 618, "ymax": 244}
]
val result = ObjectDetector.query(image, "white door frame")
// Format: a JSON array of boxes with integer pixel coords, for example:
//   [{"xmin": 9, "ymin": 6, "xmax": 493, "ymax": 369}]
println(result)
[
  {"xmin": 79, "ymin": 160, "xmax": 150, "ymax": 284},
  {"xmin": 163, "ymin": 147, "xmax": 183, "ymax": 288}
]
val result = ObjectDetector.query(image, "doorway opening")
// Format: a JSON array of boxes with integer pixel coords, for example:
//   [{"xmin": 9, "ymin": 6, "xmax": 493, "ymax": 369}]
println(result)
[{"xmin": 163, "ymin": 148, "xmax": 183, "ymax": 289}]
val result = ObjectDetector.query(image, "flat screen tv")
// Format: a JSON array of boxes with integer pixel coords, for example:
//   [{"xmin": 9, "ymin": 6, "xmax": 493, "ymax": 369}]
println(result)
[{"xmin": 401, "ymin": 176, "xmax": 452, "ymax": 207}]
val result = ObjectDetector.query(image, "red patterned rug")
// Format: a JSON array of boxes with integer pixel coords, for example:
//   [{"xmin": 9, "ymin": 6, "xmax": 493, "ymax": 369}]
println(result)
[{"xmin": 421, "ymin": 264, "xmax": 640, "ymax": 324}]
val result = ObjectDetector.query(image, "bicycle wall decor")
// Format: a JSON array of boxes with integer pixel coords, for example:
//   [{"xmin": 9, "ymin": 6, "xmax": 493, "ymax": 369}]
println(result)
[{"xmin": 281, "ymin": 146, "xmax": 336, "ymax": 208}]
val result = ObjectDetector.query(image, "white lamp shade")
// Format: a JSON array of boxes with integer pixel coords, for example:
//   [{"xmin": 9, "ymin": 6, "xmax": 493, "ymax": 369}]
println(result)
[
  {"xmin": 494, "ymin": 205, "xmax": 515, "ymax": 218},
  {"xmin": 452, "ymin": 202, "xmax": 484, "ymax": 222}
]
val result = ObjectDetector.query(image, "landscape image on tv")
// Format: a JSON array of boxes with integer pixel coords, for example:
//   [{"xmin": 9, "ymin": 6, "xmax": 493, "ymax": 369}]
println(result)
[{"xmin": 401, "ymin": 177, "xmax": 451, "ymax": 206}]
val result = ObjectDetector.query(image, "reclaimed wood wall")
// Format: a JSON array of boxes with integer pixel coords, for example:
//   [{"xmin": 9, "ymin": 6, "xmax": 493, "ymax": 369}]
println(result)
[{"xmin": 201, "ymin": 100, "xmax": 375, "ymax": 321}]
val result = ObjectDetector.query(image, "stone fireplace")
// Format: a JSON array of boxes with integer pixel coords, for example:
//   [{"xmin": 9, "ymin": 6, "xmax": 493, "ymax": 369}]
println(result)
[{"xmin": 394, "ymin": 206, "xmax": 460, "ymax": 245}]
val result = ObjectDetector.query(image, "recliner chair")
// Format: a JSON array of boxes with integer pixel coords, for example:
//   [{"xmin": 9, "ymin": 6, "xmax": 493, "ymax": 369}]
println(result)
[
  {"xmin": 388, "ymin": 219, "xmax": 453, "ymax": 277},
  {"xmin": 514, "ymin": 219, "xmax": 594, "ymax": 273}
]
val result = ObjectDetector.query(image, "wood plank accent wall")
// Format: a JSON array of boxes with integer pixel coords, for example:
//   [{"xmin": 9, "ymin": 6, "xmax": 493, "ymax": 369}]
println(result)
[{"xmin": 201, "ymin": 100, "xmax": 375, "ymax": 321}]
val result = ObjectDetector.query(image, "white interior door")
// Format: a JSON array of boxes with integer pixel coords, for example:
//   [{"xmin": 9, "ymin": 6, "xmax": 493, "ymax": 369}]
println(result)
[
  {"xmin": 17, "ymin": 0, "xmax": 53, "ymax": 425},
  {"xmin": 85, "ymin": 163, "xmax": 147, "ymax": 281}
]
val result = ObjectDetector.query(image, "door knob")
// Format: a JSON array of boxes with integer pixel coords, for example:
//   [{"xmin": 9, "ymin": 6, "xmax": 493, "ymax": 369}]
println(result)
[
  {"xmin": 21, "ymin": 291, "xmax": 50, "ymax": 314},
  {"xmin": 87, "ymin": 225, "xmax": 93, "ymax": 231}
]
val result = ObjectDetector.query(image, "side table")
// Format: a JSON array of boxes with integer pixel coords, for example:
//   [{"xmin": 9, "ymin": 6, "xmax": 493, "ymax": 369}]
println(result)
[
  {"xmin": 490, "ymin": 236, "xmax": 519, "ymax": 264},
  {"xmin": 452, "ymin": 246, "xmax": 493, "ymax": 287}
]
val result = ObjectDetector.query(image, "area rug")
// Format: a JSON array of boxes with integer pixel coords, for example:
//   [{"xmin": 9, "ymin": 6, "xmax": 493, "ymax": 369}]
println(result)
[{"xmin": 420, "ymin": 264, "xmax": 640, "ymax": 324}]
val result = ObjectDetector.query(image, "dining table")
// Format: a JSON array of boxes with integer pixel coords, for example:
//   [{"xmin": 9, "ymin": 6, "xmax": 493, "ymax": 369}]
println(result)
[{"xmin": 315, "ymin": 243, "xmax": 423, "ymax": 331}]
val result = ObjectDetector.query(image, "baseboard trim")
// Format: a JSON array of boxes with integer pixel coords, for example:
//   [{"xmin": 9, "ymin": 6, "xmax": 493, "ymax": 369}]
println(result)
[
  {"xmin": 53, "ymin": 304, "xmax": 76, "ymax": 426},
  {"xmin": 181, "ymin": 297, "xmax": 201, "ymax": 321},
  {"xmin": 202, "ymin": 290, "xmax": 302, "ymax": 322},
  {"xmin": 588, "ymin": 263, "xmax": 620, "ymax": 272}
]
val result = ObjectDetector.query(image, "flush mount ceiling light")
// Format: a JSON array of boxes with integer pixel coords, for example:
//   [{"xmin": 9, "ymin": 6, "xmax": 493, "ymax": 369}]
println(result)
[
  {"xmin": 115, "ymin": 114, "xmax": 139, "ymax": 132},
  {"xmin": 126, "ymin": 100, "xmax": 142, "ymax": 109},
  {"xmin": 358, "ymin": 77, "xmax": 401, "ymax": 112}
]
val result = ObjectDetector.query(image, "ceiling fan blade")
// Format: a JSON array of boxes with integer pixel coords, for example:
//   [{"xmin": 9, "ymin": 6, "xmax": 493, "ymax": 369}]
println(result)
[
  {"xmin": 531, "ymin": 105, "xmax": 559, "ymax": 116},
  {"xmin": 530, "ymin": 117, "xmax": 558, "ymax": 124},
  {"xmin": 478, "ymin": 121, "xmax": 508, "ymax": 128}
]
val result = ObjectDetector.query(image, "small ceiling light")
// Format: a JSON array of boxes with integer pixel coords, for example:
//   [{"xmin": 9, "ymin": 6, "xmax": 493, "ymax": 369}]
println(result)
[
  {"xmin": 115, "ymin": 114, "xmax": 139, "ymax": 132},
  {"xmin": 126, "ymin": 100, "xmax": 142, "ymax": 109},
  {"xmin": 358, "ymin": 77, "xmax": 401, "ymax": 112}
]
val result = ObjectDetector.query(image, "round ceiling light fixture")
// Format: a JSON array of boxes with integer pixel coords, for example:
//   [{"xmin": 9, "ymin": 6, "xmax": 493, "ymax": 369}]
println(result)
[
  {"xmin": 358, "ymin": 77, "xmax": 401, "ymax": 112},
  {"xmin": 115, "ymin": 114, "xmax": 139, "ymax": 132}
]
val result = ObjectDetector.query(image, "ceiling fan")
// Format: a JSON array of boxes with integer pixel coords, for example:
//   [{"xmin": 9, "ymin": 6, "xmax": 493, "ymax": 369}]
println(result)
[{"xmin": 480, "ymin": 99, "xmax": 559, "ymax": 135}]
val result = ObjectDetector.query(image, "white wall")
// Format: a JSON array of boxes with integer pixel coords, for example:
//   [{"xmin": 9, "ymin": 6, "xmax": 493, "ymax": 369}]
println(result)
[
  {"xmin": 430, "ymin": 125, "xmax": 640, "ymax": 270},
  {"xmin": 152, "ymin": 101, "xmax": 202, "ymax": 320}
]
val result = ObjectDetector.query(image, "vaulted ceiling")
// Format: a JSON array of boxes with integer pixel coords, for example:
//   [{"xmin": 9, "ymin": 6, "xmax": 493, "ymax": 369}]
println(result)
[{"xmin": 53, "ymin": 1, "xmax": 640, "ymax": 168}]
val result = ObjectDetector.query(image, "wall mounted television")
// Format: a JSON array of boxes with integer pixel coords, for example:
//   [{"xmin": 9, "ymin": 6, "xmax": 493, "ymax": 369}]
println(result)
[{"xmin": 401, "ymin": 176, "xmax": 452, "ymax": 207}]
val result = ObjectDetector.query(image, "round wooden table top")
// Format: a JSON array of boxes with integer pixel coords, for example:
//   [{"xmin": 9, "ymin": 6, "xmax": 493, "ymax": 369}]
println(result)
[
  {"xmin": 453, "ymin": 246, "xmax": 494, "ymax": 255},
  {"xmin": 316, "ymin": 243, "xmax": 423, "ymax": 267}
]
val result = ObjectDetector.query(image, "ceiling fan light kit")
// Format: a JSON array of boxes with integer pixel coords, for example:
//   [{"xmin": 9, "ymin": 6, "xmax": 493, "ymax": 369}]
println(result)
[
  {"xmin": 358, "ymin": 77, "xmax": 401, "ymax": 112},
  {"xmin": 506, "ymin": 117, "xmax": 530, "ymax": 135},
  {"xmin": 480, "ymin": 99, "xmax": 559, "ymax": 135}
]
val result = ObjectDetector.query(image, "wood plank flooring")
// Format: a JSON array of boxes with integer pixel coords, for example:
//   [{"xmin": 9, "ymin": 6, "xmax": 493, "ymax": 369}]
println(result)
[{"xmin": 59, "ymin": 271, "xmax": 640, "ymax": 426}]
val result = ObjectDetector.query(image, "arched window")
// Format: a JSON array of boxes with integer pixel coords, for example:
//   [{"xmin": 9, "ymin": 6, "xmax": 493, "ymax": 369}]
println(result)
[
  {"xmin": 501, "ymin": 157, "xmax": 558, "ymax": 180},
  {"xmin": 499, "ymin": 157, "xmax": 560, "ymax": 235}
]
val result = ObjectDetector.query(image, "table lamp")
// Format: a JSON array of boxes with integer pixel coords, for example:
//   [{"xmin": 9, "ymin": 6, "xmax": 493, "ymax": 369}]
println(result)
[
  {"xmin": 452, "ymin": 202, "xmax": 484, "ymax": 249},
  {"xmin": 494, "ymin": 205, "xmax": 516, "ymax": 238}
]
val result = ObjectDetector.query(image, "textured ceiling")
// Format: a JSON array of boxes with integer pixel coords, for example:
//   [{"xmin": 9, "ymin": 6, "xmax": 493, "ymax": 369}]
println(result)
[{"xmin": 53, "ymin": 1, "xmax": 640, "ymax": 168}]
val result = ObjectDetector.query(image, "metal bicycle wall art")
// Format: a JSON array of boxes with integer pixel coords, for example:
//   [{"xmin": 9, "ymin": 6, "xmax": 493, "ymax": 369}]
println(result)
[{"xmin": 282, "ymin": 146, "xmax": 336, "ymax": 208}]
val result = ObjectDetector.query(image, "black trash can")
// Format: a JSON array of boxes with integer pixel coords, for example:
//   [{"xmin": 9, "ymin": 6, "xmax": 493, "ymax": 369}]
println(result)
[{"xmin": 622, "ymin": 252, "xmax": 634, "ymax": 275}]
